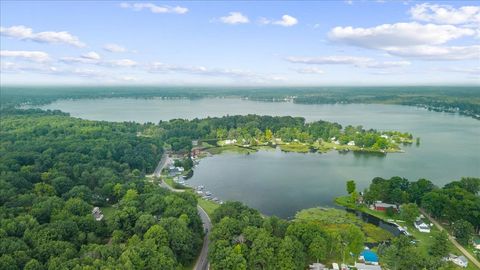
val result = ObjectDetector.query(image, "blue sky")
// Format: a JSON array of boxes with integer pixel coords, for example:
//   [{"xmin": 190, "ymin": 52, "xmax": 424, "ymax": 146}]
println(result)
[{"xmin": 1, "ymin": 1, "xmax": 479, "ymax": 85}]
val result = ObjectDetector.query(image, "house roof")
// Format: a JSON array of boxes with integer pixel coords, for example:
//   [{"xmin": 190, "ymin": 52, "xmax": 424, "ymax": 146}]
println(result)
[
  {"xmin": 361, "ymin": 250, "xmax": 379, "ymax": 262},
  {"xmin": 457, "ymin": 255, "xmax": 468, "ymax": 263},
  {"xmin": 355, "ymin": 262, "xmax": 382, "ymax": 270},
  {"xmin": 374, "ymin": 202, "xmax": 397, "ymax": 208},
  {"xmin": 414, "ymin": 220, "xmax": 429, "ymax": 227}
]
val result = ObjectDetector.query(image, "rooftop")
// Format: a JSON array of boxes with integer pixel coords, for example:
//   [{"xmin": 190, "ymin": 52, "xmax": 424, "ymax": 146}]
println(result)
[{"xmin": 360, "ymin": 250, "xmax": 379, "ymax": 263}]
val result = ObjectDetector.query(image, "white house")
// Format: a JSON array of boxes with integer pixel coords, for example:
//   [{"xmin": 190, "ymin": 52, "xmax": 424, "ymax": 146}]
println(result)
[
  {"xmin": 91, "ymin": 207, "xmax": 104, "ymax": 221},
  {"xmin": 347, "ymin": 141, "xmax": 355, "ymax": 146},
  {"xmin": 354, "ymin": 262, "xmax": 381, "ymax": 270},
  {"xmin": 224, "ymin": 139, "xmax": 237, "ymax": 145},
  {"xmin": 309, "ymin": 263, "xmax": 327, "ymax": 270},
  {"xmin": 446, "ymin": 254, "xmax": 468, "ymax": 268},
  {"xmin": 473, "ymin": 239, "xmax": 480, "ymax": 250},
  {"xmin": 414, "ymin": 220, "xmax": 431, "ymax": 233}
]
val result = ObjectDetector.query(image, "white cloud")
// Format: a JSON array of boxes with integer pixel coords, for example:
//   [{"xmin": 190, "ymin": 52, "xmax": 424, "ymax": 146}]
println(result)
[
  {"xmin": 274, "ymin": 15, "xmax": 298, "ymax": 27},
  {"xmin": 61, "ymin": 56, "xmax": 98, "ymax": 64},
  {"xmin": 364, "ymin": 60, "xmax": 411, "ymax": 68},
  {"xmin": 286, "ymin": 55, "xmax": 410, "ymax": 69},
  {"xmin": 328, "ymin": 22, "xmax": 479, "ymax": 61},
  {"xmin": 437, "ymin": 66, "xmax": 480, "ymax": 75},
  {"xmin": 219, "ymin": 12, "xmax": 249, "ymax": 24},
  {"xmin": 0, "ymin": 25, "xmax": 33, "ymax": 38},
  {"xmin": 103, "ymin": 43, "xmax": 127, "ymax": 53},
  {"xmin": 0, "ymin": 61, "xmax": 57, "ymax": 73},
  {"xmin": 149, "ymin": 62, "xmax": 284, "ymax": 82},
  {"xmin": 120, "ymin": 2, "xmax": 188, "ymax": 14},
  {"xmin": 385, "ymin": 45, "xmax": 480, "ymax": 60},
  {"xmin": 260, "ymin": 15, "xmax": 298, "ymax": 27},
  {"xmin": 61, "ymin": 53, "xmax": 137, "ymax": 67},
  {"xmin": 72, "ymin": 68, "xmax": 106, "ymax": 78},
  {"xmin": 0, "ymin": 50, "xmax": 50, "ymax": 62},
  {"xmin": 82, "ymin": 51, "xmax": 101, "ymax": 60},
  {"xmin": 410, "ymin": 3, "xmax": 480, "ymax": 25},
  {"xmin": 121, "ymin": 76, "xmax": 138, "ymax": 81},
  {"xmin": 0, "ymin": 25, "xmax": 86, "ymax": 47},
  {"xmin": 329, "ymin": 22, "xmax": 474, "ymax": 49},
  {"xmin": 107, "ymin": 59, "xmax": 137, "ymax": 67},
  {"xmin": 295, "ymin": 67, "xmax": 325, "ymax": 74}
]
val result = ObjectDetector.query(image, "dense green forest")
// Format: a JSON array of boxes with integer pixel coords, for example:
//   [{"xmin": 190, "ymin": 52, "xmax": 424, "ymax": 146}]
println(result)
[
  {"xmin": 0, "ymin": 109, "xmax": 203, "ymax": 269},
  {"xmin": 2, "ymin": 86, "xmax": 479, "ymax": 119}
]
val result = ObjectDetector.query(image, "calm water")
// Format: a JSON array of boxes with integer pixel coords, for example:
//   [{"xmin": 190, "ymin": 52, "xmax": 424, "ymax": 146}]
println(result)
[{"xmin": 40, "ymin": 98, "xmax": 480, "ymax": 218}]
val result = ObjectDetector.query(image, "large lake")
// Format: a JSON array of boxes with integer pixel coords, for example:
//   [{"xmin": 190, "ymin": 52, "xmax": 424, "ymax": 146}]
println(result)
[{"xmin": 40, "ymin": 98, "xmax": 480, "ymax": 218}]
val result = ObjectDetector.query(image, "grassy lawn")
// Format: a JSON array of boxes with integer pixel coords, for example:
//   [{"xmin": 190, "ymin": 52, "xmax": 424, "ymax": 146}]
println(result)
[
  {"xmin": 197, "ymin": 197, "xmax": 220, "ymax": 217},
  {"xmin": 164, "ymin": 177, "xmax": 188, "ymax": 189},
  {"xmin": 295, "ymin": 207, "xmax": 393, "ymax": 243},
  {"xmin": 278, "ymin": 143, "xmax": 311, "ymax": 153},
  {"xmin": 206, "ymin": 145, "xmax": 257, "ymax": 155}
]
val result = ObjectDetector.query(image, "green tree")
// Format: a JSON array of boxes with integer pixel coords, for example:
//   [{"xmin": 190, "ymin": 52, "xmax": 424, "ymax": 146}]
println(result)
[
  {"xmin": 400, "ymin": 203, "xmax": 419, "ymax": 225},
  {"xmin": 346, "ymin": 180, "xmax": 356, "ymax": 194},
  {"xmin": 452, "ymin": 219, "xmax": 474, "ymax": 245},
  {"xmin": 248, "ymin": 230, "xmax": 275, "ymax": 270},
  {"xmin": 134, "ymin": 214, "xmax": 156, "ymax": 235},
  {"xmin": 430, "ymin": 231, "xmax": 450, "ymax": 258},
  {"xmin": 24, "ymin": 259, "xmax": 44, "ymax": 270},
  {"xmin": 277, "ymin": 236, "xmax": 305, "ymax": 270},
  {"xmin": 144, "ymin": 224, "xmax": 168, "ymax": 247},
  {"xmin": 308, "ymin": 236, "xmax": 327, "ymax": 262},
  {"xmin": 385, "ymin": 206, "xmax": 396, "ymax": 217},
  {"xmin": 341, "ymin": 225, "xmax": 365, "ymax": 258}
]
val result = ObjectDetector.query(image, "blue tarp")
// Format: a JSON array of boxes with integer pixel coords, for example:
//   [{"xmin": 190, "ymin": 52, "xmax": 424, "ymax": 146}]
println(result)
[{"xmin": 361, "ymin": 250, "xmax": 379, "ymax": 262}]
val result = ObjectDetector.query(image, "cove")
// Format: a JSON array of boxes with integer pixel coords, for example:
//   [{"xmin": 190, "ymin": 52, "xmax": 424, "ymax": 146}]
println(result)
[{"xmin": 38, "ymin": 98, "xmax": 480, "ymax": 218}]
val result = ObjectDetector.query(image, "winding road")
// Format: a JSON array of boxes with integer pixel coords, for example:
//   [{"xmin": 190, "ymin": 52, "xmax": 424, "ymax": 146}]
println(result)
[{"xmin": 152, "ymin": 153, "xmax": 211, "ymax": 270}]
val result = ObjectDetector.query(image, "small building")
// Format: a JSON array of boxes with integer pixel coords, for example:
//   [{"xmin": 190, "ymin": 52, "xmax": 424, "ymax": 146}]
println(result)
[
  {"xmin": 168, "ymin": 166, "xmax": 184, "ymax": 176},
  {"xmin": 359, "ymin": 249, "xmax": 379, "ymax": 265},
  {"xmin": 473, "ymin": 238, "xmax": 480, "ymax": 250},
  {"xmin": 354, "ymin": 262, "xmax": 382, "ymax": 270},
  {"xmin": 309, "ymin": 263, "xmax": 327, "ymax": 270},
  {"xmin": 445, "ymin": 254, "xmax": 468, "ymax": 268},
  {"xmin": 414, "ymin": 220, "xmax": 431, "ymax": 233},
  {"xmin": 224, "ymin": 139, "xmax": 237, "ymax": 145},
  {"xmin": 347, "ymin": 140, "xmax": 355, "ymax": 146},
  {"xmin": 372, "ymin": 201, "xmax": 398, "ymax": 212},
  {"xmin": 332, "ymin": 263, "xmax": 339, "ymax": 270},
  {"xmin": 91, "ymin": 207, "xmax": 104, "ymax": 221}
]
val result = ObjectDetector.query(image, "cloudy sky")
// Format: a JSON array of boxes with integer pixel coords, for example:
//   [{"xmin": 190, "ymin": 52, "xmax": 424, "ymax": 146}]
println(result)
[{"xmin": 1, "ymin": 1, "xmax": 479, "ymax": 85}]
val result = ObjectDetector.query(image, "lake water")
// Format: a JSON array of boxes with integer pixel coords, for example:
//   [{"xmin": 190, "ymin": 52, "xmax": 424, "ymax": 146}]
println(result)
[{"xmin": 39, "ymin": 98, "xmax": 480, "ymax": 218}]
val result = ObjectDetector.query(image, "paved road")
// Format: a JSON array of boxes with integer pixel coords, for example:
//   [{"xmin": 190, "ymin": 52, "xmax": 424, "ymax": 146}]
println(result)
[
  {"xmin": 153, "ymin": 153, "xmax": 169, "ymax": 177},
  {"xmin": 152, "ymin": 155, "xmax": 211, "ymax": 270},
  {"xmin": 194, "ymin": 205, "xmax": 212, "ymax": 270},
  {"xmin": 420, "ymin": 209, "xmax": 480, "ymax": 269}
]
